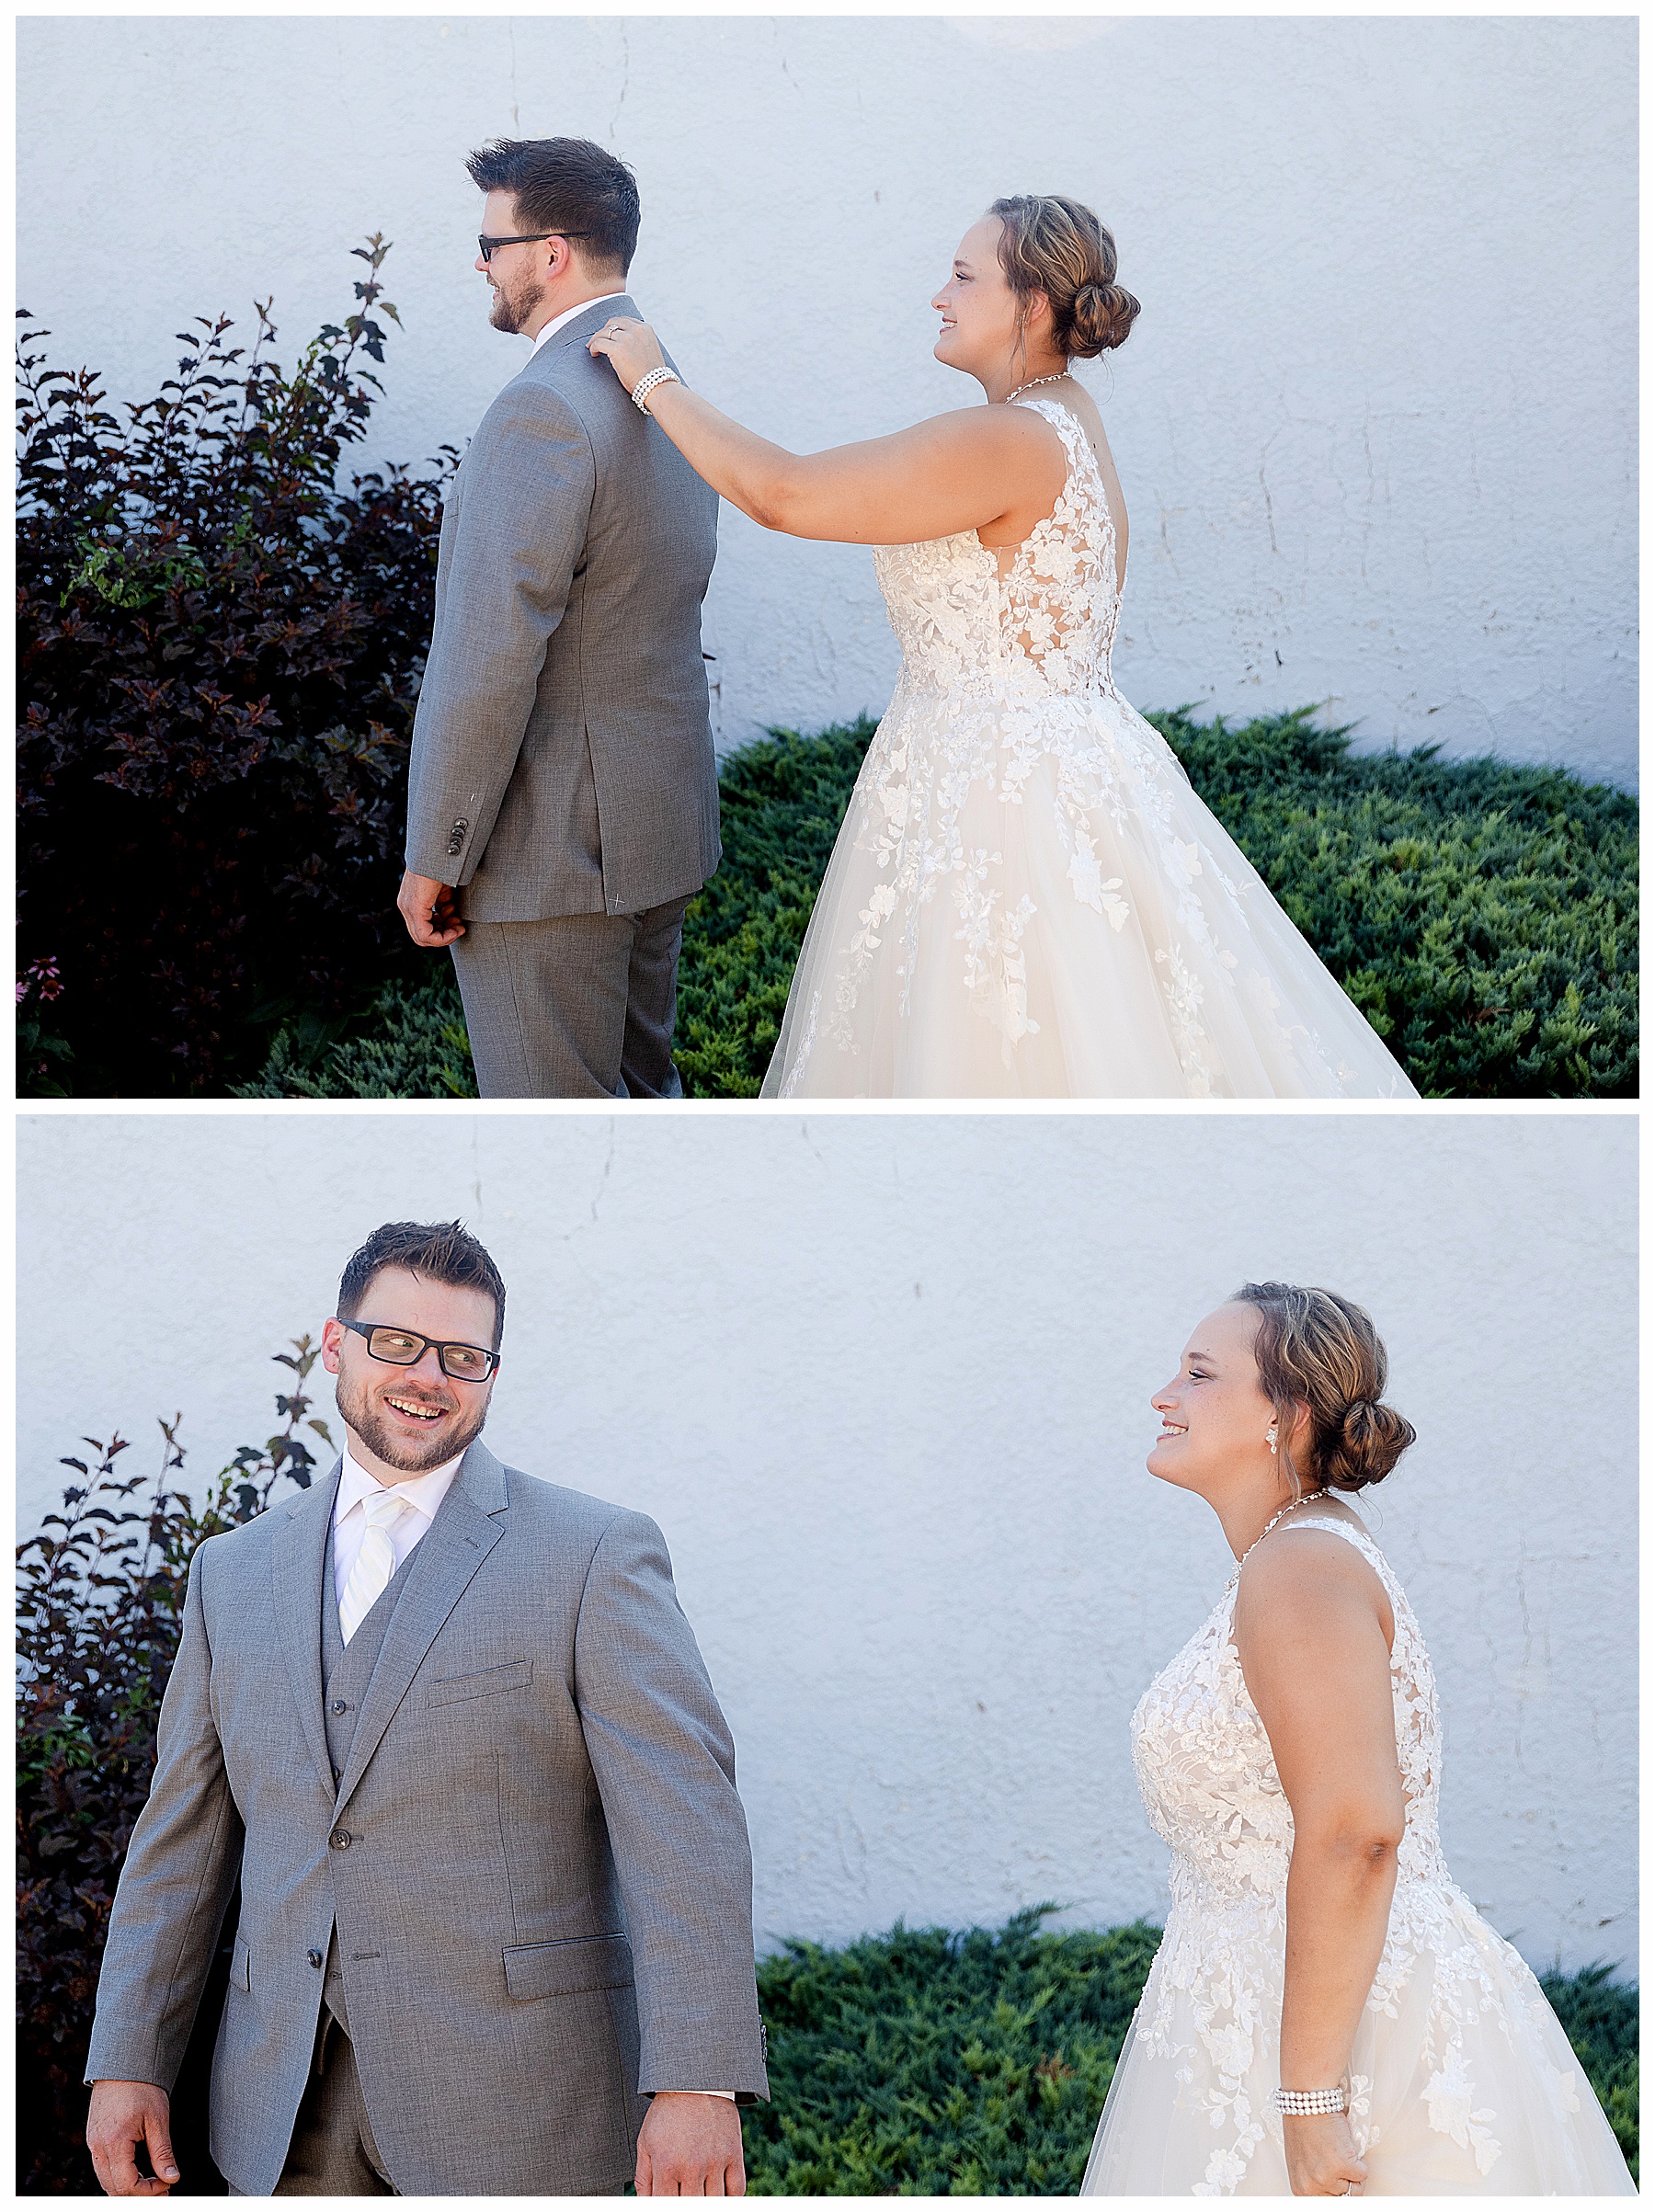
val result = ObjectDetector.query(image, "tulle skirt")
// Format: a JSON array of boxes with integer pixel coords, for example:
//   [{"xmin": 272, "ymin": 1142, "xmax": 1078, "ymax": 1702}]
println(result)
[
  {"xmin": 1082, "ymin": 1893, "xmax": 1634, "ymax": 2195},
  {"xmin": 760, "ymin": 682, "xmax": 1417, "ymax": 1100}
]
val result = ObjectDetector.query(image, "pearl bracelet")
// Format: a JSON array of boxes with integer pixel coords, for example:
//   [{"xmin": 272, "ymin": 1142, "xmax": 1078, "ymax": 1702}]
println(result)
[
  {"xmin": 631, "ymin": 365, "xmax": 681, "ymax": 414},
  {"xmin": 1274, "ymin": 2086, "xmax": 1349, "ymax": 2115}
]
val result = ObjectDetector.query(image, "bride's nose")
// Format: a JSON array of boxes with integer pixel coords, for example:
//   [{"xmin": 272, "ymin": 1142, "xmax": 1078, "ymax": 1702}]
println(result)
[{"xmin": 1151, "ymin": 1383, "xmax": 1178, "ymax": 1413}]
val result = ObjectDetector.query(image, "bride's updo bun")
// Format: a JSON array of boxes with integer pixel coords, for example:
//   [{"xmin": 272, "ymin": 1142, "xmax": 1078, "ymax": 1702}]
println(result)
[
  {"xmin": 988, "ymin": 194, "xmax": 1141, "ymax": 359},
  {"xmin": 1233, "ymin": 1281, "xmax": 1417, "ymax": 1495}
]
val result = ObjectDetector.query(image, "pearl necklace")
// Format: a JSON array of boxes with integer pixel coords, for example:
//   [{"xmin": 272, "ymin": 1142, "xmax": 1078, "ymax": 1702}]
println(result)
[
  {"xmin": 1004, "ymin": 371, "xmax": 1070, "ymax": 403},
  {"xmin": 1227, "ymin": 1488, "xmax": 1332, "ymax": 1587}
]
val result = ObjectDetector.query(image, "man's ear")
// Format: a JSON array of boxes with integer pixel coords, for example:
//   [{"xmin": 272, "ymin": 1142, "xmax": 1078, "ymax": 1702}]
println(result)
[{"xmin": 320, "ymin": 1317, "xmax": 345, "ymax": 1376}]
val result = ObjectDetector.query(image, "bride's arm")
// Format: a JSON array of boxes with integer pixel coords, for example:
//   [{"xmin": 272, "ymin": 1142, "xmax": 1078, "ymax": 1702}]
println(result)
[
  {"xmin": 1234, "ymin": 1533, "xmax": 1404, "ymax": 2196},
  {"xmin": 588, "ymin": 320, "xmax": 1063, "ymax": 546}
]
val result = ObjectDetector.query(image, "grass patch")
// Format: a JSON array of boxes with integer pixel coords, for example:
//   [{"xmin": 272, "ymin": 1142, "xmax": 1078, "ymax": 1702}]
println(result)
[
  {"xmin": 240, "ymin": 710, "xmax": 1637, "ymax": 1100},
  {"xmin": 739, "ymin": 1912, "xmax": 1637, "ymax": 2195}
]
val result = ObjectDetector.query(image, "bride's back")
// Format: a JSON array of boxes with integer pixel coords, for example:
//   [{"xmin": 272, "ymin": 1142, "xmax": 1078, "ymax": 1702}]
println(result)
[
  {"xmin": 982, "ymin": 381, "xmax": 1129, "ymax": 599},
  {"xmin": 873, "ymin": 392, "xmax": 1130, "ymax": 700}
]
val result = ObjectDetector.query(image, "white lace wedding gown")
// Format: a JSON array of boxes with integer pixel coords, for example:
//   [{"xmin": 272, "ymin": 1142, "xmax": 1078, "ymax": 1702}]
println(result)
[
  {"xmin": 760, "ymin": 399, "xmax": 1417, "ymax": 1098},
  {"xmin": 1083, "ymin": 1515, "xmax": 1634, "ymax": 2195}
]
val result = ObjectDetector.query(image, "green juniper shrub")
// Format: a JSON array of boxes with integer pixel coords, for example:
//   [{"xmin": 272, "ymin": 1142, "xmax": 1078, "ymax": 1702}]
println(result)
[
  {"xmin": 747, "ymin": 1911, "xmax": 1158, "ymax": 2195},
  {"xmin": 245, "ymin": 974, "xmax": 478, "ymax": 1100},
  {"xmin": 243, "ymin": 711, "xmax": 1636, "ymax": 1100},
  {"xmin": 16, "ymin": 240, "xmax": 453, "ymax": 1098},
  {"xmin": 16, "ymin": 1345, "xmax": 330, "ymax": 2194}
]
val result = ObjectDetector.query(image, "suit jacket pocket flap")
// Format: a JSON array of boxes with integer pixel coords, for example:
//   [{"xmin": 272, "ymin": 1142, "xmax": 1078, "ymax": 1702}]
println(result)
[
  {"xmin": 503, "ymin": 1933, "xmax": 633, "ymax": 2002},
  {"xmin": 428, "ymin": 1658, "xmax": 533, "ymax": 1707}
]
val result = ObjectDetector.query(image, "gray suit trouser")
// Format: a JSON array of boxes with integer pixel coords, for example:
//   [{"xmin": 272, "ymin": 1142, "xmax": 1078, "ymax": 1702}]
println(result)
[
  {"xmin": 451, "ymin": 898, "xmax": 690, "ymax": 1100},
  {"xmin": 230, "ymin": 2013, "xmax": 394, "ymax": 2195}
]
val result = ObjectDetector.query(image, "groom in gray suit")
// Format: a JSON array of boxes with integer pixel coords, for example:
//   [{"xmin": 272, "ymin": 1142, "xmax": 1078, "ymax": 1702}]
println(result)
[
  {"xmin": 397, "ymin": 137, "xmax": 721, "ymax": 1099},
  {"xmin": 86, "ymin": 1219, "xmax": 766, "ymax": 2195}
]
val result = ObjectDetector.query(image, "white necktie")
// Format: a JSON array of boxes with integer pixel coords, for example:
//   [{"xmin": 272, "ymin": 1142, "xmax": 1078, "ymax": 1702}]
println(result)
[{"xmin": 338, "ymin": 1489, "xmax": 411, "ymax": 1644}]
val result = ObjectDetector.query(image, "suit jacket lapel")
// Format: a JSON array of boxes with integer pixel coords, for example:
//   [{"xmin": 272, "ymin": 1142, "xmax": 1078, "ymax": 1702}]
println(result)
[
  {"xmin": 270, "ymin": 1461, "xmax": 344, "ymax": 1801},
  {"xmin": 332, "ymin": 1442, "xmax": 509, "ymax": 1811}
]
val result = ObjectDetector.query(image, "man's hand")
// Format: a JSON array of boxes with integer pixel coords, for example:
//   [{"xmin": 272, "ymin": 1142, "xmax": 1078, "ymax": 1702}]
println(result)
[
  {"xmin": 86, "ymin": 2081, "xmax": 179, "ymax": 2197},
  {"xmin": 635, "ymin": 2092, "xmax": 745, "ymax": 2196},
  {"xmin": 397, "ymin": 869, "xmax": 465, "ymax": 949}
]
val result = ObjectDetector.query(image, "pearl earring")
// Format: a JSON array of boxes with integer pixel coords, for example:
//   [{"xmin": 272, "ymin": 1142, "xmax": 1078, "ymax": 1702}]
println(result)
[{"xmin": 1267, "ymin": 1426, "xmax": 1278, "ymax": 1455}]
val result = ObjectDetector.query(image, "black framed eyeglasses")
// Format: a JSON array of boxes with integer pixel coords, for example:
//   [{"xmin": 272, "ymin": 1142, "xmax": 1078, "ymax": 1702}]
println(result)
[
  {"xmin": 477, "ymin": 230, "xmax": 590, "ymax": 264},
  {"xmin": 335, "ymin": 1317, "xmax": 500, "ymax": 1382}
]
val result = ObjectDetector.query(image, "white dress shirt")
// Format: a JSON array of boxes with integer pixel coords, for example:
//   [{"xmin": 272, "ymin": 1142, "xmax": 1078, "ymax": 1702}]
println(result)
[
  {"xmin": 331, "ymin": 1442, "xmax": 464, "ymax": 1604},
  {"xmin": 329, "ymin": 1437, "xmax": 734, "ymax": 2102},
  {"xmin": 530, "ymin": 289, "xmax": 629, "ymax": 356}
]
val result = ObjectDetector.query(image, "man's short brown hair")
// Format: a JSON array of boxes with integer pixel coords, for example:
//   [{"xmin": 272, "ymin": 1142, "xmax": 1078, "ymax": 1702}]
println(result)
[
  {"xmin": 337, "ymin": 1221, "xmax": 507, "ymax": 1350},
  {"xmin": 465, "ymin": 136, "xmax": 641, "ymax": 275}
]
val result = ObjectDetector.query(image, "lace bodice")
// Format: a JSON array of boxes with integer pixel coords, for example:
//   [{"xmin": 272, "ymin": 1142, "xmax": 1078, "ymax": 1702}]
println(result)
[
  {"xmin": 1133, "ymin": 1516, "xmax": 1449, "ymax": 1910},
  {"xmin": 871, "ymin": 397, "xmax": 1122, "ymax": 701}
]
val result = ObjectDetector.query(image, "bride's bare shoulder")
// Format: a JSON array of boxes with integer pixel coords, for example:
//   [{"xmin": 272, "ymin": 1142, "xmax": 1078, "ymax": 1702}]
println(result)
[
  {"xmin": 912, "ymin": 401, "xmax": 1067, "ymax": 450},
  {"xmin": 1235, "ymin": 1520, "xmax": 1396, "ymax": 1648}
]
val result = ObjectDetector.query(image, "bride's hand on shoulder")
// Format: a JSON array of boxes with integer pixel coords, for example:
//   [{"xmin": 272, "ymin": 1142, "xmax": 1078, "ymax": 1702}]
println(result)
[
  {"xmin": 588, "ymin": 316, "xmax": 665, "ymax": 398},
  {"xmin": 1284, "ymin": 2111, "xmax": 1366, "ymax": 2195}
]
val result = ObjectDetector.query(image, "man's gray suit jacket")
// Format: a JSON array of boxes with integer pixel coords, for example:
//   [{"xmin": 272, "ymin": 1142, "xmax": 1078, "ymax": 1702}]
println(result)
[
  {"xmin": 85, "ymin": 1443, "xmax": 768, "ymax": 2195},
  {"xmin": 405, "ymin": 294, "xmax": 723, "ymax": 922}
]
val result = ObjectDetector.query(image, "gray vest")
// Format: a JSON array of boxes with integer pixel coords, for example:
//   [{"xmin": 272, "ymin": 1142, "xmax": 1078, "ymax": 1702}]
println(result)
[{"xmin": 318, "ymin": 1530, "xmax": 414, "ymax": 2035}]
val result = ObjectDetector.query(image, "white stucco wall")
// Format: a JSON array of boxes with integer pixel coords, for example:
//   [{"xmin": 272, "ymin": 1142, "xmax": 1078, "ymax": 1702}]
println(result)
[
  {"xmin": 18, "ymin": 15, "xmax": 1637, "ymax": 785},
  {"xmin": 17, "ymin": 1110, "xmax": 1638, "ymax": 1976}
]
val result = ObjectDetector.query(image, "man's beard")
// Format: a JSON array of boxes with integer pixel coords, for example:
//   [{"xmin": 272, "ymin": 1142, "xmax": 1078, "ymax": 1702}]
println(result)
[
  {"xmin": 337, "ymin": 1368, "xmax": 491, "ymax": 1476},
  {"xmin": 488, "ymin": 268, "xmax": 544, "ymax": 336}
]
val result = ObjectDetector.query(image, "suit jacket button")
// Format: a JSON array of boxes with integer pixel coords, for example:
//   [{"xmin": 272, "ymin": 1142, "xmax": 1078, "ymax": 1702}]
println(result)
[
  {"xmin": 332, "ymin": 1700, "xmax": 348, "ymax": 1715},
  {"xmin": 308, "ymin": 1948, "xmax": 325, "ymax": 1969},
  {"xmin": 329, "ymin": 1829, "xmax": 351, "ymax": 1851}
]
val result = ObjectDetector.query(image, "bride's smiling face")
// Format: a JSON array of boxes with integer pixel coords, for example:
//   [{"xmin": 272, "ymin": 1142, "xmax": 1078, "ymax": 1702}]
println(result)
[
  {"xmin": 932, "ymin": 216, "xmax": 1029, "ymax": 378},
  {"xmin": 1147, "ymin": 1303, "xmax": 1280, "ymax": 1495}
]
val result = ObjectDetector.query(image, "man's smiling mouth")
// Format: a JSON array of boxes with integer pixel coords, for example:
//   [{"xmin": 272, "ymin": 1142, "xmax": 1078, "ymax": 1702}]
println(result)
[{"xmin": 384, "ymin": 1394, "xmax": 447, "ymax": 1423}]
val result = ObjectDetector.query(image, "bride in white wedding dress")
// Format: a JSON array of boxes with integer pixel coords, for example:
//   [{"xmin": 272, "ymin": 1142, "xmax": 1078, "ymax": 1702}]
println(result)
[
  {"xmin": 1085, "ymin": 1283, "xmax": 1633, "ymax": 2196},
  {"xmin": 590, "ymin": 196, "xmax": 1416, "ymax": 1098}
]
